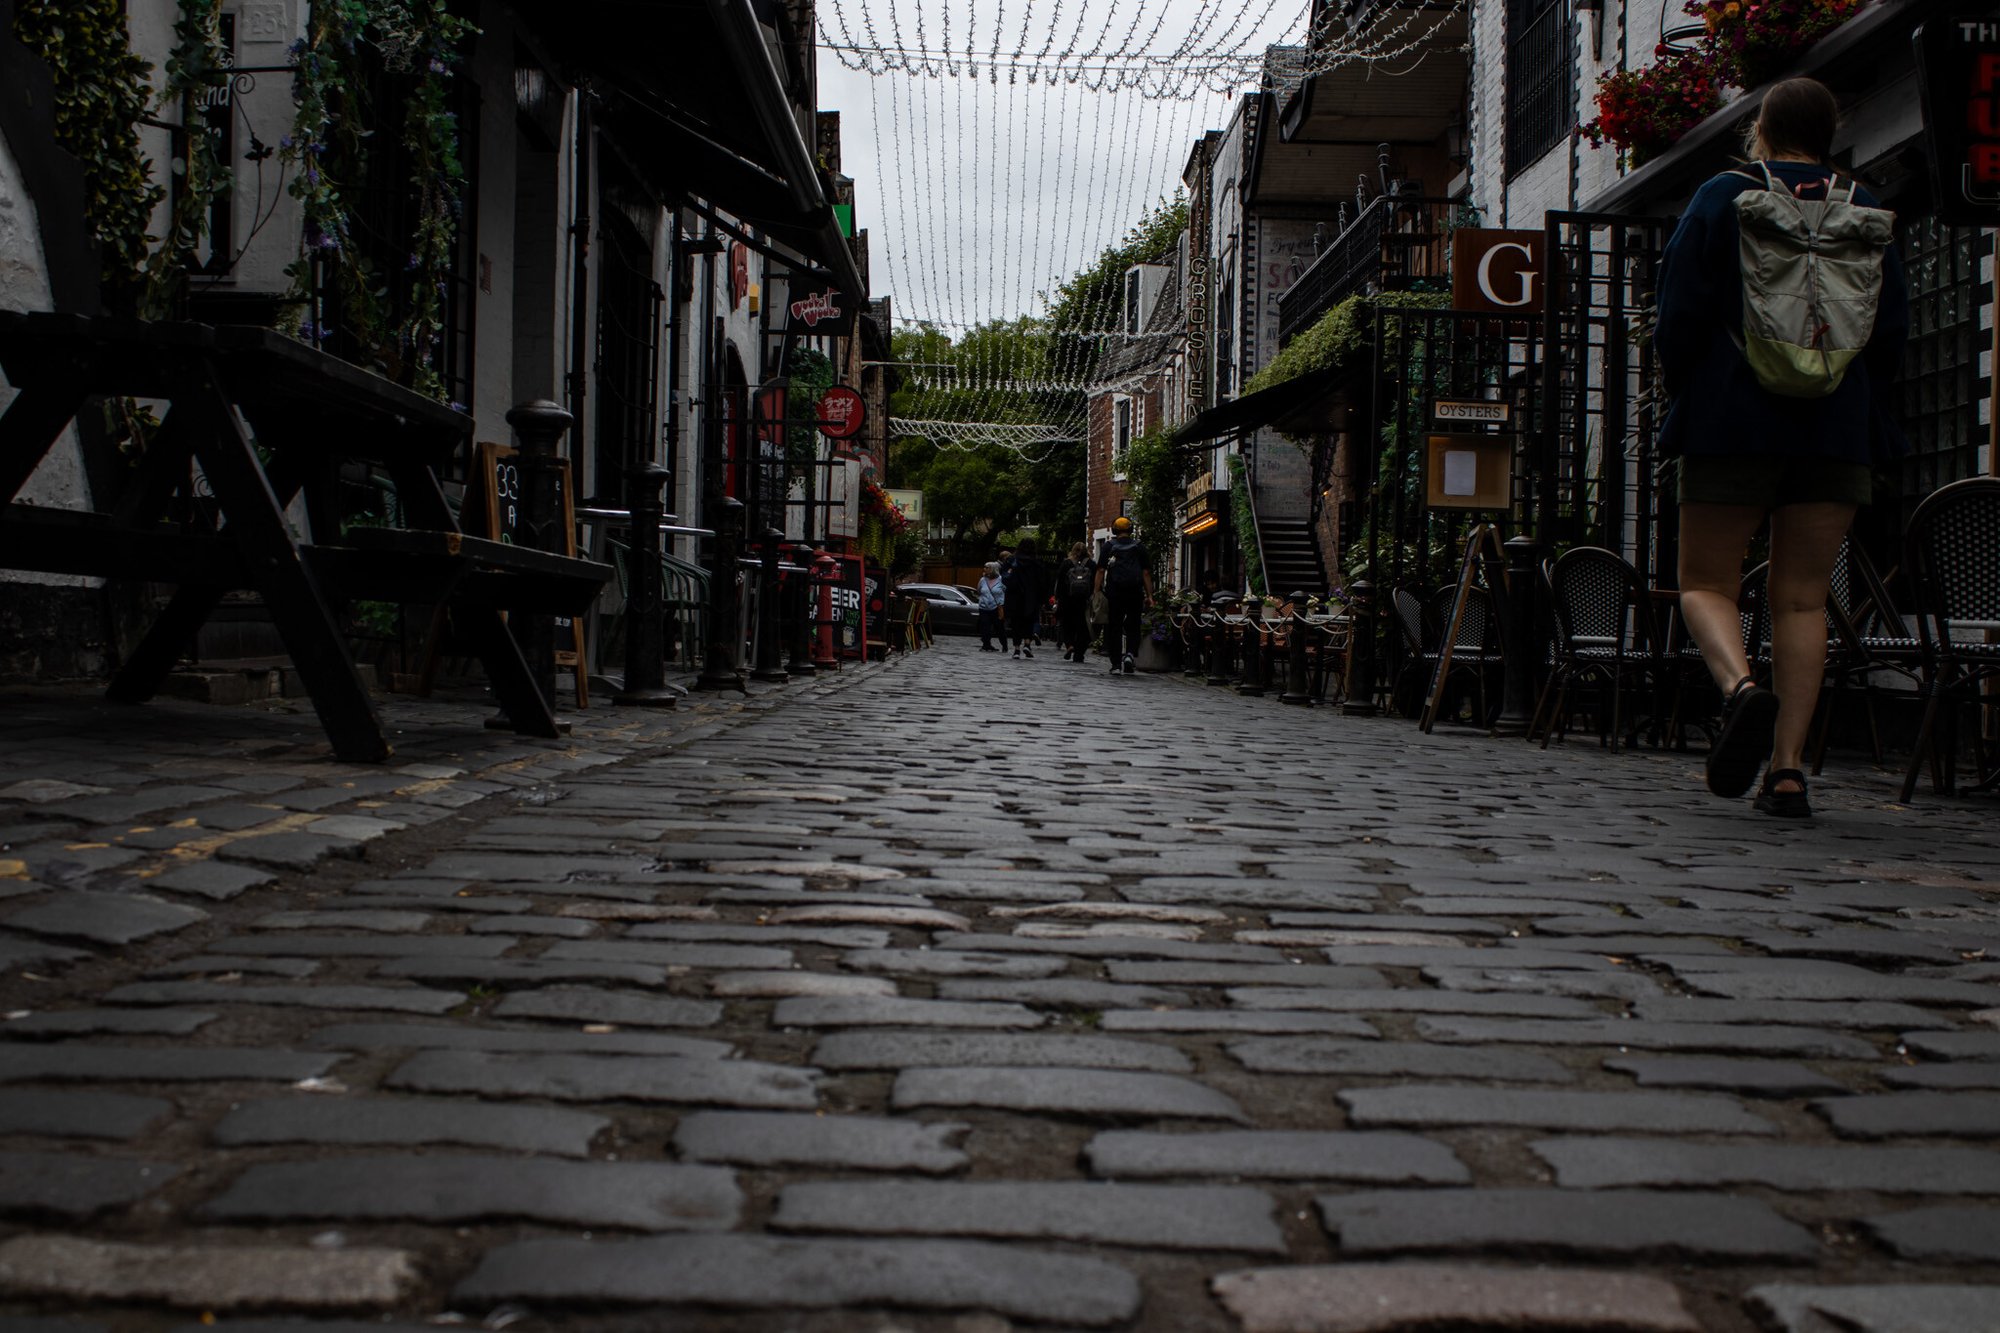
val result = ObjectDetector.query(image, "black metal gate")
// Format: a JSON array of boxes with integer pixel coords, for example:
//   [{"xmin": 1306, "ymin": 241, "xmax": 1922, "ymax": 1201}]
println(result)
[{"xmin": 1538, "ymin": 210, "xmax": 1671, "ymax": 581}]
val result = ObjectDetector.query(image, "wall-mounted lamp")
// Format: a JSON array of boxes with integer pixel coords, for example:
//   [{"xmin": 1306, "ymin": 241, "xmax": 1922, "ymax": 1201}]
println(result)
[
  {"xmin": 1575, "ymin": 0, "xmax": 1606, "ymax": 62},
  {"xmin": 1444, "ymin": 111, "xmax": 1469, "ymax": 168}
]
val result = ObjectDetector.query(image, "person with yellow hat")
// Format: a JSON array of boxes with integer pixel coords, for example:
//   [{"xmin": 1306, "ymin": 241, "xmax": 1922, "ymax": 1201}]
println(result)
[{"xmin": 1095, "ymin": 516, "xmax": 1153, "ymax": 675}]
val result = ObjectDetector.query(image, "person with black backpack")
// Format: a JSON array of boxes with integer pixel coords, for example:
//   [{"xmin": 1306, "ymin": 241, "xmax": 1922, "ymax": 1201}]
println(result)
[
  {"xmin": 1002, "ymin": 537, "xmax": 1047, "ymax": 659},
  {"xmin": 1655, "ymin": 77, "xmax": 1909, "ymax": 818},
  {"xmin": 1054, "ymin": 541, "xmax": 1095, "ymax": 662},
  {"xmin": 1095, "ymin": 516, "xmax": 1153, "ymax": 676}
]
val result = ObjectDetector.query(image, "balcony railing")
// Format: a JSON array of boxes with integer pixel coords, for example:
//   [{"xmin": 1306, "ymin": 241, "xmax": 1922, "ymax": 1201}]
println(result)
[{"xmin": 1275, "ymin": 196, "xmax": 1469, "ymax": 347}]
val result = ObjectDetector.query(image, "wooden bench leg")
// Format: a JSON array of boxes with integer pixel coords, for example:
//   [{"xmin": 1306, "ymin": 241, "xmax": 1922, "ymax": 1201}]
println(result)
[
  {"xmin": 458, "ymin": 607, "xmax": 561, "ymax": 739},
  {"xmin": 0, "ymin": 375, "xmax": 89, "ymax": 507},
  {"xmin": 107, "ymin": 581, "xmax": 225, "ymax": 704},
  {"xmin": 187, "ymin": 378, "xmax": 390, "ymax": 763}
]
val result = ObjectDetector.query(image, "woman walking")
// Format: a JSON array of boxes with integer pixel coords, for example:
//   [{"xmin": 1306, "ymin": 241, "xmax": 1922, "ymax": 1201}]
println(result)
[
  {"xmin": 1054, "ymin": 541, "xmax": 1094, "ymax": 662},
  {"xmin": 975, "ymin": 562, "xmax": 1005, "ymax": 652},
  {"xmin": 1002, "ymin": 538, "xmax": 1047, "ymax": 659},
  {"xmin": 1655, "ymin": 77, "xmax": 1908, "ymax": 817}
]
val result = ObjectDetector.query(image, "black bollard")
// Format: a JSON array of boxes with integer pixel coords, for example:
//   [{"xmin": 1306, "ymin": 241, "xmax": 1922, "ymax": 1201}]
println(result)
[
  {"xmin": 1341, "ymin": 579, "xmax": 1378, "ymax": 716},
  {"xmin": 615, "ymin": 463, "xmax": 681, "ymax": 708},
  {"xmin": 503, "ymin": 399, "xmax": 573, "ymax": 713},
  {"xmin": 693, "ymin": 496, "xmax": 748, "ymax": 693},
  {"xmin": 1280, "ymin": 591, "xmax": 1314, "ymax": 705},
  {"xmin": 1183, "ymin": 610, "xmax": 1205, "ymax": 679},
  {"xmin": 1206, "ymin": 593, "xmax": 1235, "ymax": 686},
  {"xmin": 751, "ymin": 528, "xmax": 789, "ymax": 683},
  {"xmin": 1237, "ymin": 601, "xmax": 1266, "ymax": 697},
  {"xmin": 784, "ymin": 544, "xmax": 817, "ymax": 677},
  {"xmin": 1491, "ymin": 534, "xmax": 1542, "ymax": 737}
]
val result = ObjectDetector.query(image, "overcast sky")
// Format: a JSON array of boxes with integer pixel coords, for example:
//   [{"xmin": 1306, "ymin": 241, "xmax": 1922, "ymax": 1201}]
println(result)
[{"xmin": 815, "ymin": 1, "xmax": 1315, "ymax": 336}]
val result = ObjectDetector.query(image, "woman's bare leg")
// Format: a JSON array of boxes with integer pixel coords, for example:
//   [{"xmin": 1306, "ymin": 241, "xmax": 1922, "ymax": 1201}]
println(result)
[
  {"xmin": 1677, "ymin": 502, "xmax": 1769, "ymax": 692},
  {"xmin": 1765, "ymin": 503, "xmax": 1857, "ymax": 791}
]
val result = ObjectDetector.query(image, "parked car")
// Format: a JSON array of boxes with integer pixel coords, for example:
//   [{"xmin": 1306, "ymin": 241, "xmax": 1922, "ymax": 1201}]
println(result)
[{"xmin": 898, "ymin": 582, "xmax": 980, "ymax": 635}]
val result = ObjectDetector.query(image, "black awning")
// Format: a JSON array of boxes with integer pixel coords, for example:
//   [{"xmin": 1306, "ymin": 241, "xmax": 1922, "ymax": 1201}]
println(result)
[
  {"xmin": 510, "ymin": 0, "xmax": 866, "ymax": 303},
  {"xmin": 1170, "ymin": 367, "xmax": 1345, "ymax": 449}
]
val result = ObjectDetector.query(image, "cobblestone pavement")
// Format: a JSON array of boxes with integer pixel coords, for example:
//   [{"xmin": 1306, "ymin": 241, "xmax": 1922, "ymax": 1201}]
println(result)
[{"xmin": 0, "ymin": 641, "xmax": 1997, "ymax": 1333}]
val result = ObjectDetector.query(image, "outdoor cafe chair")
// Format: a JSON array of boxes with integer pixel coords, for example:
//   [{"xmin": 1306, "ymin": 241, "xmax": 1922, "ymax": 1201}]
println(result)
[
  {"xmin": 1899, "ymin": 478, "xmax": 2000, "ymax": 800},
  {"xmin": 1420, "ymin": 582, "xmax": 1504, "ymax": 731},
  {"xmin": 1810, "ymin": 534, "xmax": 1923, "ymax": 773},
  {"xmin": 1390, "ymin": 587, "xmax": 1436, "ymax": 718},
  {"xmin": 1533, "ymin": 546, "xmax": 1658, "ymax": 751}
]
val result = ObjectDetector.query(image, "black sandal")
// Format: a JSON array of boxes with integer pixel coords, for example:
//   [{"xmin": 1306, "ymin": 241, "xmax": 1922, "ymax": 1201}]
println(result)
[
  {"xmin": 1706, "ymin": 675, "xmax": 1779, "ymax": 798},
  {"xmin": 1755, "ymin": 767, "xmax": 1813, "ymax": 818}
]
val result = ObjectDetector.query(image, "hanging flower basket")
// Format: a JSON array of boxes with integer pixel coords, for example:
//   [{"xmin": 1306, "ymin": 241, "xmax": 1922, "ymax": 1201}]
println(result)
[
  {"xmin": 1581, "ymin": 47, "xmax": 1725, "ymax": 167},
  {"xmin": 1691, "ymin": 0, "xmax": 1864, "ymax": 90}
]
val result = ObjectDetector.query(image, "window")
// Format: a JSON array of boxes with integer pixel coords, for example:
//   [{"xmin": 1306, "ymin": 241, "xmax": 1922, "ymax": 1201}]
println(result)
[
  {"xmin": 1126, "ymin": 268, "xmax": 1142, "ymax": 335},
  {"xmin": 1505, "ymin": 0, "xmax": 1574, "ymax": 177},
  {"xmin": 1215, "ymin": 274, "xmax": 1235, "ymax": 398},
  {"xmin": 1113, "ymin": 396, "xmax": 1133, "ymax": 475},
  {"xmin": 1890, "ymin": 216, "xmax": 1989, "ymax": 540}
]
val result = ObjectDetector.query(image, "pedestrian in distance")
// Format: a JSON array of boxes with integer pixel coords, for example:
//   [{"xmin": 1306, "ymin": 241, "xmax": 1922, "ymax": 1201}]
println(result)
[
  {"xmin": 1003, "ymin": 538, "xmax": 1046, "ymax": 659},
  {"xmin": 1054, "ymin": 541, "xmax": 1095, "ymax": 662},
  {"xmin": 1096, "ymin": 515, "xmax": 1153, "ymax": 675},
  {"xmin": 1655, "ymin": 76, "xmax": 1908, "ymax": 818},
  {"xmin": 975, "ymin": 562, "xmax": 1006, "ymax": 652}
]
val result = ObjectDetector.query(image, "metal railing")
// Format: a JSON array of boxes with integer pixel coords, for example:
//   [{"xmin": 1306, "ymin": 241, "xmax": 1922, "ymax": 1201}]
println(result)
[{"xmin": 1275, "ymin": 196, "xmax": 1465, "ymax": 346}]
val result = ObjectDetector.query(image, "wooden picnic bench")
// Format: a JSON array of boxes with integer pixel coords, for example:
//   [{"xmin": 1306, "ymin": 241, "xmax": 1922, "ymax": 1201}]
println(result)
[{"xmin": 0, "ymin": 311, "xmax": 611, "ymax": 762}]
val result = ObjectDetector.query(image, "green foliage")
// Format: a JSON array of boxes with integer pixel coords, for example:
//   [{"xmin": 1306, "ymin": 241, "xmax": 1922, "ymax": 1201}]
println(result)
[
  {"xmin": 787, "ymin": 348, "xmax": 836, "ymax": 467},
  {"xmin": 1227, "ymin": 454, "xmax": 1263, "ymax": 596},
  {"xmin": 284, "ymin": 0, "xmax": 477, "ymax": 398},
  {"xmin": 1121, "ymin": 425, "xmax": 1188, "ymax": 589},
  {"xmin": 1043, "ymin": 194, "xmax": 1187, "ymax": 384},
  {"xmin": 12, "ymin": 0, "xmax": 161, "ymax": 304},
  {"xmin": 1244, "ymin": 290, "xmax": 1452, "ymax": 397}
]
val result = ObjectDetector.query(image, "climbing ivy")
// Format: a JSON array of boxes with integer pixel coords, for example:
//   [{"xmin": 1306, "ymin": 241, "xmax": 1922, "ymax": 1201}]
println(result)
[
  {"xmin": 11, "ymin": 0, "xmax": 161, "ymax": 306},
  {"xmin": 142, "ymin": 0, "xmax": 234, "ymax": 318},
  {"xmin": 1121, "ymin": 424, "xmax": 1188, "ymax": 590},
  {"xmin": 787, "ymin": 347, "xmax": 837, "ymax": 467},
  {"xmin": 1244, "ymin": 290, "xmax": 1451, "ymax": 398}
]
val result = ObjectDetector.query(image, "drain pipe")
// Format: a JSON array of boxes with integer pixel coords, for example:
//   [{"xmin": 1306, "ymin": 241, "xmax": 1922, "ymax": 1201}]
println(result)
[{"xmin": 565, "ymin": 91, "xmax": 593, "ymax": 438}]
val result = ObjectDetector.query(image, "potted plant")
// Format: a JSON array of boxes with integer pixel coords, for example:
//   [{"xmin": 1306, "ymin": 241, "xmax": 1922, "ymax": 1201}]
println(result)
[
  {"xmin": 1582, "ymin": 46, "xmax": 1725, "ymax": 167},
  {"xmin": 1692, "ymin": 0, "xmax": 1864, "ymax": 90},
  {"xmin": 1135, "ymin": 593, "xmax": 1183, "ymax": 672}
]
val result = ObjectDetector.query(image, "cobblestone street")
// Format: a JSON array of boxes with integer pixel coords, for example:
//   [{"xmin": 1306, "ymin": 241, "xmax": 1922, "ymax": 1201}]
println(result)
[{"xmin": 0, "ymin": 642, "xmax": 1997, "ymax": 1332}]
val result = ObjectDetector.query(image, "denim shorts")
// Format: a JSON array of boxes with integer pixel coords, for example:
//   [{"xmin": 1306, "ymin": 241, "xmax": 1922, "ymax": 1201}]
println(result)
[{"xmin": 1675, "ymin": 455, "xmax": 1874, "ymax": 507}]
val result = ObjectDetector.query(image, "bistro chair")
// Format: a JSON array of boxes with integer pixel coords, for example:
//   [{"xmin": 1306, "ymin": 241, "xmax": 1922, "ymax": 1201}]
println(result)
[
  {"xmin": 1810, "ymin": 534, "xmax": 1923, "ymax": 773},
  {"xmin": 1390, "ymin": 587, "xmax": 1437, "ymax": 718},
  {"xmin": 1420, "ymin": 582, "xmax": 1505, "ymax": 731},
  {"xmin": 1899, "ymin": 478, "xmax": 2000, "ymax": 800},
  {"xmin": 1533, "ymin": 546, "xmax": 1659, "ymax": 751}
]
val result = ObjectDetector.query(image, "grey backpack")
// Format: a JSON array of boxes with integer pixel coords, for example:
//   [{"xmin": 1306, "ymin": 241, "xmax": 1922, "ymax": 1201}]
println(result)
[{"xmin": 1732, "ymin": 162, "xmax": 1894, "ymax": 398}]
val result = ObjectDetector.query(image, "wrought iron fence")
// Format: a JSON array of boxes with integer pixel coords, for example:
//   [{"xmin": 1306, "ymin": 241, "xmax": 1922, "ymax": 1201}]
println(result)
[{"xmin": 1276, "ymin": 196, "xmax": 1470, "ymax": 347}]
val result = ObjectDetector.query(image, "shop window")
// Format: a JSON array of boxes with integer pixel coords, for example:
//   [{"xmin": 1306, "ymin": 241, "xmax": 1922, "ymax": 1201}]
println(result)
[
  {"xmin": 1113, "ymin": 396, "xmax": 1133, "ymax": 477},
  {"xmin": 1506, "ymin": 0, "xmax": 1574, "ymax": 179},
  {"xmin": 1890, "ymin": 215, "xmax": 1990, "ymax": 539}
]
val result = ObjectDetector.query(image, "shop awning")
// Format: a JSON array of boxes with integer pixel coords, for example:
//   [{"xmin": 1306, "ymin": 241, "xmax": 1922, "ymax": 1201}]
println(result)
[
  {"xmin": 1170, "ymin": 367, "xmax": 1346, "ymax": 450},
  {"xmin": 509, "ymin": 0, "xmax": 866, "ymax": 305}
]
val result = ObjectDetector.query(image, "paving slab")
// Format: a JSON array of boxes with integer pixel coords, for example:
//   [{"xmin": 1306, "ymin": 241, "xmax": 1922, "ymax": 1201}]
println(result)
[
  {"xmin": 1746, "ymin": 1282, "xmax": 2000, "ymax": 1333},
  {"xmin": 710, "ymin": 970, "xmax": 897, "ymax": 998},
  {"xmin": 306, "ymin": 1022, "xmax": 732, "ymax": 1059},
  {"xmin": 1107, "ymin": 962, "xmax": 1387, "ymax": 988},
  {"xmin": 200, "ymin": 1154, "xmax": 739, "ymax": 1230},
  {"xmin": 0, "ymin": 1151, "xmax": 182, "ymax": 1218},
  {"xmin": 1532, "ymin": 1137, "xmax": 2000, "ymax": 1192},
  {"xmin": 0, "ymin": 1045, "xmax": 336, "ymax": 1083},
  {"xmin": 385, "ymin": 1048, "xmax": 818, "ymax": 1108},
  {"xmin": 1227, "ymin": 1038, "xmax": 1575, "ymax": 1082},
  {"xmin": 209, "ymin": 934, "xmax": 513, "ymax": 959},
  {"xmin": 1339, "ymin": 1085, "xmax": 1779, "ymax": 1134},
  {"xmin": 1225, "ymin": 987, "xmax": 1603, "ymax": 1018},
  {"xmin": 487, "ymin": 987, "xmax": 722, "ymax": 1028},
  {"xmin": 1813, "ymin": 1091, "xmax": 2000, "ymax": 1138},
  {"xmin": 841, "ymin": 948, "xmax": 1067, "ymax": 978},
  {"xmin": 674, "ymin": 1111, "xmax": 970, "ymax": 1173},
  {"xmin": 103, "ymin": 981, "xmax": 463, "ymax": 1015},
  {"xmin": 3, "ymin": 892, "xmax": 207, "ymax": 945},
  {"xmin": 1415, "ymin": 1016, "xmax": 1880, "ymax": 1058},
  {"xmin": 0, "ymin": 1010, "xmax": 216, "ymax": 1038},
  {"xmin": 1086, "ymin": 1129, "xmax": 1469, "ymax": 1184},
  {"xmin": 1102, "ymin": 1010, "xmax": 1379, "ymax": 1036},
  {"xmin": 772, "ymin": 1179, "xmax": 1285, "ymax": 1252},
  {"xmin": 211, "ymin": 1094, "xmax": 607, "ymax": 1156},
  {"xmin": 0, "ymin": 1091, "xmax": 172, "ymax": 1140},
  {"xmin": 1316, "ymin": 1188, "xmax": 1818, "ymax": 1260},
  {"xmin": 772, "ymin": 995, "xmax": 1045, "ymax": 1029},
  {"xmin": 1606, "ymin": 1055, "xmax": 1849, "ymax": 1097},
  {"xmin": 0, "ymin": 1235, "xmax": 420, "ymax": 1311},
  {"xmin": 813, "ymin": 1030, "xmax": 1192, "ymax": 1073},
  {"xmin": 893, "ymin": 1066, "xmax": 1248, "ymax": 1121},
  {"xmin": 452, "ymin": 1234, "xmax": 1141, "ymax": 1326},
  {"xmin": 1212, "ymin": 1263, "xmax": 1700, "ymax": 1333},
  {"xmin": 1860, "ymin": 1204, "xmax": 2000, "ymax": 1260}
]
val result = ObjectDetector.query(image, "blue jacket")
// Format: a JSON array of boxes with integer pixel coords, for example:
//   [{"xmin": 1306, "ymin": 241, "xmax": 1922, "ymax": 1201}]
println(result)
[
  {"xmin": 976, "ymin": 575, "xmax": 1004, "ymax": 611},
  {"xmin": 1654, "ymin": 161, "xmax": 1909, "ymax": 466}
]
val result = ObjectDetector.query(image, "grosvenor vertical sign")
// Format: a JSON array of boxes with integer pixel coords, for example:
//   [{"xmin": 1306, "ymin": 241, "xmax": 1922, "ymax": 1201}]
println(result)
[{"xmin": 1916, "ymin": 7, "xmax": 2000, "ymax": 224}]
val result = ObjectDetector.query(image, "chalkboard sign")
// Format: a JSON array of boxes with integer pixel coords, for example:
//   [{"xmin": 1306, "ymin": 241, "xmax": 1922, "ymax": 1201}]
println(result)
[
  {"xmin": 864, "ymin": 559, "xmax": 889, "ymax": 659},
  {"xmin": 471, "ymin": 441, "xmax": 589, "ymax": 706},
  {"xmin": 831, "ymin": 552, "xmax": 867, "ymax": 658}
]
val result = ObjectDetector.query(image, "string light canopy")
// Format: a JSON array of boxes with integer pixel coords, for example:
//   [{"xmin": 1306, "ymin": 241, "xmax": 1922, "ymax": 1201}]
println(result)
[{"xmin": 827, "ymin": 0, "xmax": 1466, "ymax": 457}]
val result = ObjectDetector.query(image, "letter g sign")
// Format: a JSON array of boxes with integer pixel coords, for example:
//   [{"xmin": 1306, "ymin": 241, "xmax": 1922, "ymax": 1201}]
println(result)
[{"xmin": 1451, "ymin": 229, "xmax": 1547, "ymax": 315}]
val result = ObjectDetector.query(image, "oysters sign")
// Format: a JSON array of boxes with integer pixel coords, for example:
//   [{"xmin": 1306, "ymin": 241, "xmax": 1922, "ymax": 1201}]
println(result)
[{"xmin": 785, "ymin": 269, "xmax": 857, "ymax": 335}]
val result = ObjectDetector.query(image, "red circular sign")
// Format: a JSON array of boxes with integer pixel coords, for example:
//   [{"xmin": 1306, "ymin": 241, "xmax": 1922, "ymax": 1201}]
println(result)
[{"xmin": 816, "ymin": 385, "xmax": 866, "ymax": 439}]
